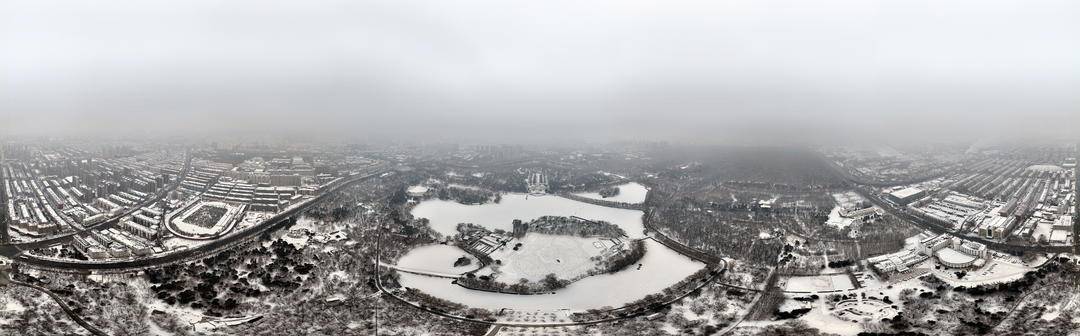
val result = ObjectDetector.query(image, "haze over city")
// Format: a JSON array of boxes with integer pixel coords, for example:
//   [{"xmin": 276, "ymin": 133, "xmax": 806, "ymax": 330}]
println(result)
[{"xmin": 3, "ymin": 0, "xmax": 1078, "ymax": 144}]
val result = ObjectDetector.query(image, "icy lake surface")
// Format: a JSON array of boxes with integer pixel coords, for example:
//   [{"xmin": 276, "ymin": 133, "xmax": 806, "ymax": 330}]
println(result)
[
  {"xmin": 397, "ymin": 239, "xmax": 703, "ymax": 310},
  {"xmin": 572, "ymin": 182, "xmax": 650, "ymax": 204},
  {"xmin": 395, "ymin": 244, "xmax": 479, "ymax": 275},
  {"xmin": 411, "ymin": 193, "xmax": 647, "ymax": 238},
  {"xmin": 401, "ymin": 192, "xmax": 706, "ymax": 311}
]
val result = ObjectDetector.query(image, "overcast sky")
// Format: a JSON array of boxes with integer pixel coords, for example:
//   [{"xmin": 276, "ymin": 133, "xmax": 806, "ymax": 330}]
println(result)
[{"xmin": 2, "ymin": 0, "xmax": 1078, "ymax": 144}]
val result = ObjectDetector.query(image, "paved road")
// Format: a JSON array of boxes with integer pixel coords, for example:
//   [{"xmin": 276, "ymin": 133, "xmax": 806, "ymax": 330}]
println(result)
[
  {"xmin": 483, "ymin": 325, "xmax": 503, "ymax": 336},
  {"xmin": 377, "ymin": 262, "xmax": 460, "ymax": 279}
]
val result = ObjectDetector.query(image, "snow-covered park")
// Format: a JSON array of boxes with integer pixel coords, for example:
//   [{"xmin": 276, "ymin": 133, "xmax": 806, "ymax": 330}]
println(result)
[{"xmin": 488, "ymin": 233, "xmax": 623, "ymax": 283}]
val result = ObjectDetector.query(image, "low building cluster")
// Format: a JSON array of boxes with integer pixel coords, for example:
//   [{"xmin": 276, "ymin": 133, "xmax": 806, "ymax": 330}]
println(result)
[{"xmin": 869, "ymin": 233, "xmax": 988, "ymax": 275}]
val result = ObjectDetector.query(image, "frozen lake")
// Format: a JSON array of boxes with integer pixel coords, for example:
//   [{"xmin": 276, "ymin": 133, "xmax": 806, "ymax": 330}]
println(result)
[
  {"xmin": 411, "ymin": 194, "xmax": 647, "ymax": 238},
  {"xmin": 395, "ymin": 244, "xmax": 479, "ymax": 275},
  {"xmin": 401, "ymin": 193, "xmax": 706, "ymax": 311},
  {"xmin": 572, "ymin": 182, "xmax": 649, "ymax": 204},
  {"xmin": 396, "ymin": 239, "xmax": 704, "ymax": 310}
]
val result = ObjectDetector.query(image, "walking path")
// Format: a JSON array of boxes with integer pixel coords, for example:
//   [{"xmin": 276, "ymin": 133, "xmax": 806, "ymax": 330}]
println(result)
[{"xmin": 377, "ymin": 262, "xmax": 461, "ymax": 279}]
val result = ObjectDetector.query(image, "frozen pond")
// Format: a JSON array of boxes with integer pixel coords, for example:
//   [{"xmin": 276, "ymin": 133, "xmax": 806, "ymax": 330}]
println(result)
[
  {"xmin": 411, "ymin": 194, "xmax": 647, "ymax": 238},
  {"xmin": 572, "ymin": 182, "xmax": 649, "ymax": 204},
  {"xmin": 396, "ymin": 239, "xmax": 704, "ymax": 310},
  {"xmin": 396, "ymin": 244, "xmax": 478, "ymax": 275}
]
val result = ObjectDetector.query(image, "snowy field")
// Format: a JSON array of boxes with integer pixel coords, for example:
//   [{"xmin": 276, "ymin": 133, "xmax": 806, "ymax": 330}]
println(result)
[
  {"xmin": 824, "ymin": 206, "xmax": 855, "ymax": 230},
  {"xmin": 0, "ymin": 288, "xmax": 28, "ymax": 327},
  {"xmin": 831, "ymin": 191, "xmax": 865, "ymax": 209},
  {"xmin": 168, "ymin": 201, "xmax": 243, "ymax": 238},
  {"xmin": 280, "ymin": 231, "xmax": 310, "ymax": 249},
  {"xmin": 289, "ymin": 216, "xmax": 354, "ymax": 234},
  {"xmin": 171, "ymin": 218, "xmax": 233, "ymax": 237},
  {"xmin": 783, "ymin": 274, "xmax": 856, "ymax": 292},
  {"xmin": 396, "ymin": 239, "xmax": 703, "ymax": 311},
  {"xmin": 572, "ymin": 182, "xmax": 649, "ymax": 204},
  {"xmin": 411, "ymin": 193, "xmax": 646, "ymax": 238},
  {"xmin": 488, "ymin": 233, "xmax": 620, "ymax": 283},
  {"xmin": 833, "ymin": 299, "xmax": 897, "ymax": 322},
  {"xmin": 395, "ymin": 244, "xmax": 479, "ymax": 275}
]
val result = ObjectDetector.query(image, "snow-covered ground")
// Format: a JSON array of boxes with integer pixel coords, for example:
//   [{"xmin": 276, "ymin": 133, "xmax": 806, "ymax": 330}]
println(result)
[
  {"xmin": 146, "ymin": 300, "xmax": 209, "ymax": 328},
  {"xmin": 782, "ymin": 274, "xmax": 856, "ymax": 292},
  {"xmin": 193, "ymin": 315, "xmax": 263, "ymax": 333},
  {"xmin": 0, "ymin": 289, "xmax": 27, "ymax": 328},
  {"xmin": 169, "ymin": 201, "xmax": 244, "ymax": 238},
  {"xmin": 833, "ymin": 298, "xmax": 897, "ymax": 322},
  {"xmin": 2, "ymin": 300, "xmax": 25, "ymax": 313},
  {"xmin": 572, "ymin": 182, "xmax": 649, "ymax": 204},
  {"xmin": 236, "ymin": 211, "xmax": 273, "ymax": 231},
  {"xmin": 280, "ymin": 231, "xmax": 310, "ymax": 249},
  {"xmin": 396, "ymin": 239, "xmax": 703, "ymax": 311},
  {"xmin": 598, "ymin": 171, "xmax": 627, "ymax": 179},
  {"xmin": 447, "ymin": 183, "xmax": 488, "ymax": 191},
  {"xmin": 824, "ymin": 206, "xmax": 855, "ymax": 230},
  {"xmin": 498, "ymin": 309, "xmax": 575, "ymax": 325},
  {"xmin": 487, "ymin": 233, "xmax": 621, "ymax": 283},
  {"xmin": 831, "ymin": 191, "xmax": 866, "ymax": 209},
  {"xmin": 411, "ymin": 193, "xmax": 647, "ymax": 238},
  {"xmin": 786, "ymin": 301, "xmax": 865, "ymax": 335}
]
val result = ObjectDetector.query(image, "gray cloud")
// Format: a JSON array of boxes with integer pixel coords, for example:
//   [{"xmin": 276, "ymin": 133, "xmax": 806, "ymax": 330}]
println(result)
[{"xmin": 2, "ymin": 0, "xmax": 1079, "ymax": 144}]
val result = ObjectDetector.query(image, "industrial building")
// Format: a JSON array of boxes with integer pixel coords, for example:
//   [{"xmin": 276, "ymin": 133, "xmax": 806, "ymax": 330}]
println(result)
[{"xmin": 888, "ymin": 187, "xmax": 926, "ymax": 205}]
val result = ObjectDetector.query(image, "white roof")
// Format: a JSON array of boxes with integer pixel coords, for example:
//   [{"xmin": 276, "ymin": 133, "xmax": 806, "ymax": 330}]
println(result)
[
  {"xmin": 935, "ymin": 247, "xmax": 976, "ymax": 265},
  {"xmin": 891, "ymin": 187, "xmax": 924, "ymax": 199}
]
